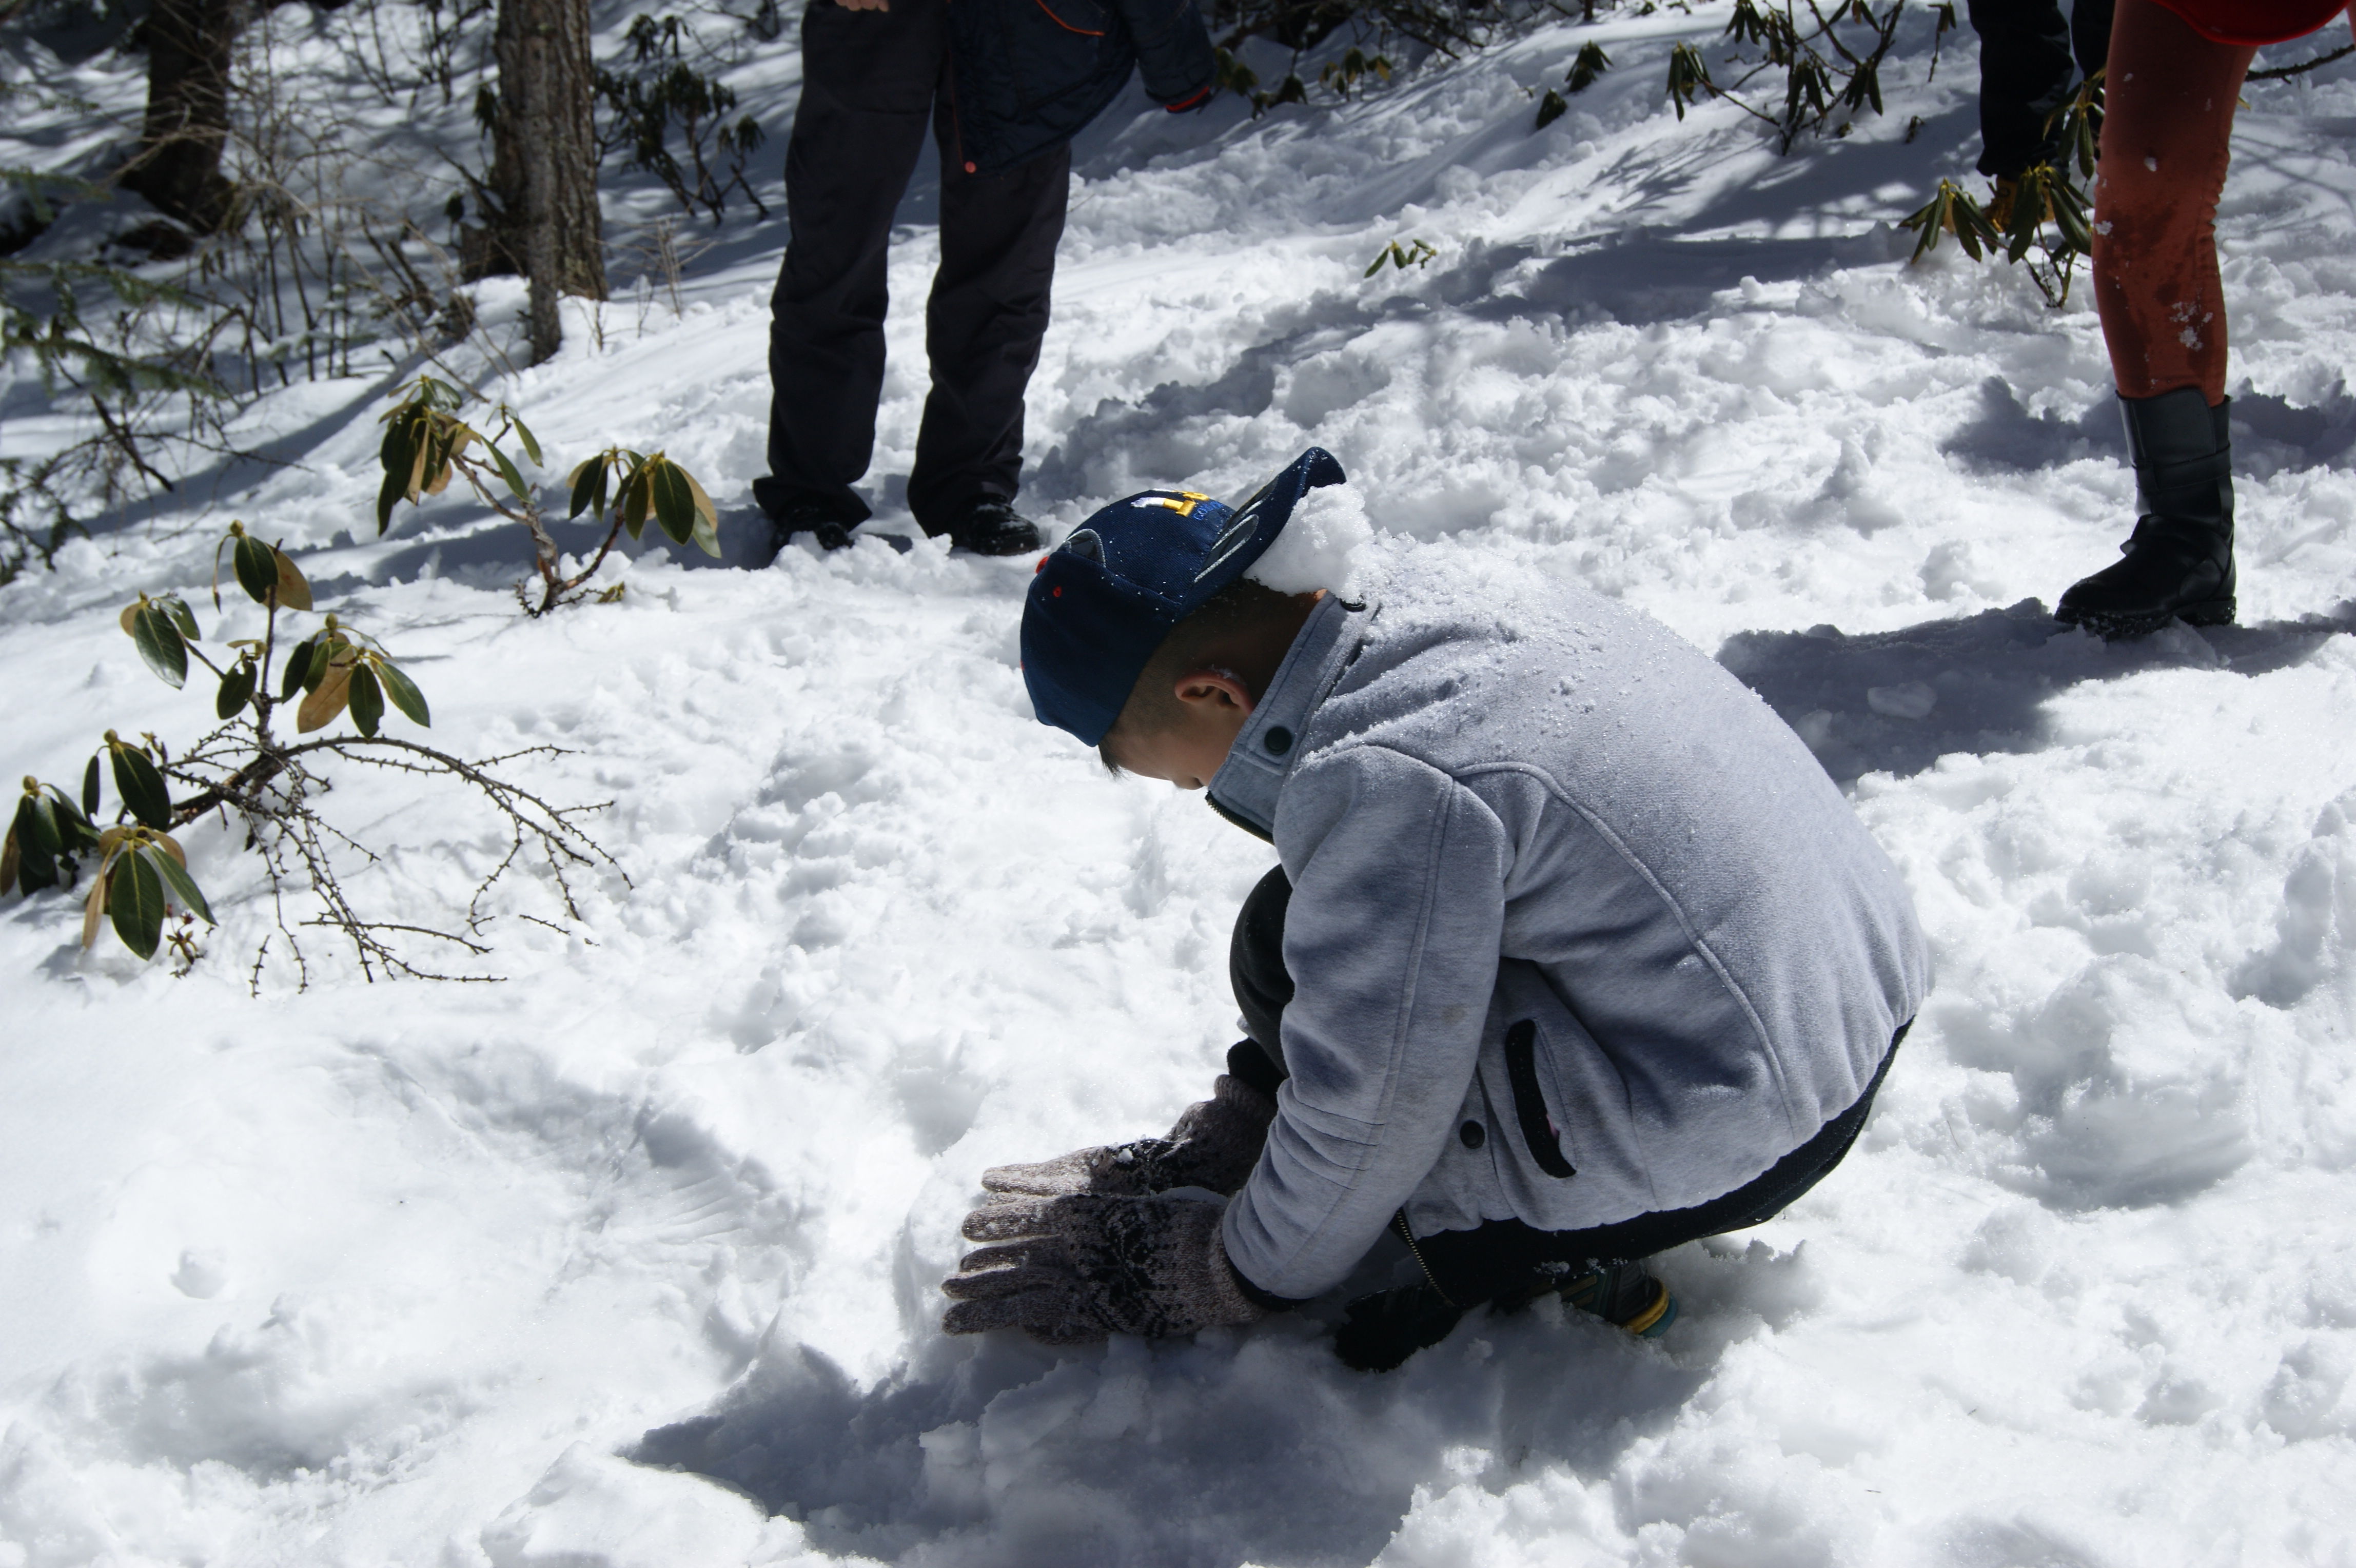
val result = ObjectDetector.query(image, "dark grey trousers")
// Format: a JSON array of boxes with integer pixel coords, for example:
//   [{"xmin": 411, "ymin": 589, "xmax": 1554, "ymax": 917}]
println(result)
[{"xmin": 755, "ymin": 0, "xmax": 1069, "ymax": 535}]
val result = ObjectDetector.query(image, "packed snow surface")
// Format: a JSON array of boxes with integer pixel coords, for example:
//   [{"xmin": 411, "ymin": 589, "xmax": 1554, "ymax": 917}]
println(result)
[{"xmin": 6, "ymin": 4, "xmax": 2356, "ymax": 1563}]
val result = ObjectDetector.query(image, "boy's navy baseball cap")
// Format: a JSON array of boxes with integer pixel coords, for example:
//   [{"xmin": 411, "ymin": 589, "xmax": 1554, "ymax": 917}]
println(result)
[{"xmin": 1021, "ymin": 447, "xmax": 1347, "ymax": 745}]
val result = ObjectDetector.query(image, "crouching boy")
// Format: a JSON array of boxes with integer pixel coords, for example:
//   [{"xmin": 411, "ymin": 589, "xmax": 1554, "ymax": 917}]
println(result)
[{"xmin": 943, "ymin": 449, "xmax": 1930, "ymax": 1369}]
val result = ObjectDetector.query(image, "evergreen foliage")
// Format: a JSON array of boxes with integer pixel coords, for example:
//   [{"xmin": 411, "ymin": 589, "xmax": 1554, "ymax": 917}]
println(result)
[
  {"xmin": 0, "ymin": 378, "xmax": 712, "ymax": 983},
  {"xmin": 595, "ymin": 12, "xmax": 769, "ymax": 226},
  {"xmin": 1901, "ymin": 69, "xmax": 2100, "ymax": 307}
]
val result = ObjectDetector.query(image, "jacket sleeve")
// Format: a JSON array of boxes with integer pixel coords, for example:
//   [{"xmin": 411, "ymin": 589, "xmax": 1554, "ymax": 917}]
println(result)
[
  {"xmin": 1220, "ymin": 746, "xmax": 1510, "ymax": 1301},
  {"xmin": 1109, "ymin": 0, "xmax": 1218, "ymax": 105}
]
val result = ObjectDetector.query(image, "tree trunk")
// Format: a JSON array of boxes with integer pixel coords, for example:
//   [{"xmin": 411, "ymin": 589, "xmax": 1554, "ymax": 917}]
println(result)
[
  {"xmin": 121, "ymin": 0, "xmax": 240, "ymax": 233},
  {"xmin": 489, "ymin": 0, "xmax": 607, "ymax": 364}
]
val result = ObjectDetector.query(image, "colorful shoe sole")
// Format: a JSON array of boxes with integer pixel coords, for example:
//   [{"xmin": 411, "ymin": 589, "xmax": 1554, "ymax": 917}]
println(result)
[{"xmin": 1622, "ymin": 1280, "xmax": 1676, "ymax": 1339}]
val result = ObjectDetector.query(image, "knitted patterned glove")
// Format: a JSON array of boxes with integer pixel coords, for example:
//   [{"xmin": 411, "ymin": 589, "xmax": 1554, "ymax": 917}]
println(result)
[
  {"xmin": 940, "ymin": 1192, "xmax": 1267, "ymax": 1344},
  {"xmin": 977, "ymin": 1074, "xmax": 1277, "ymax": 1200}
]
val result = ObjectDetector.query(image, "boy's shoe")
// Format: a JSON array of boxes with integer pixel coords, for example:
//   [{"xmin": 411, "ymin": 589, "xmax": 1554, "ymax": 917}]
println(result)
[
  {"xmin": 1333, "ymin": 1260, "xmax": 1675, "ymax": 1371},
  {"xmin": 946, "ymin": 497, "xmax": 1042, "ymax": 556},
  {"xmin": 1557, "ymin": 1260, "xmax": 1677, "ymax": 1338},
  {"xmin": 1334, "ymin": 1282, "xmax": 1466, "ymax": 1373},
  {"xmin": 2055, "ymin": 389, "xmax": 2236, "ymax": 639},
  {"xmin": 1490, "ymin": 1258, "xmax": 1677, "ymax": 1338}
]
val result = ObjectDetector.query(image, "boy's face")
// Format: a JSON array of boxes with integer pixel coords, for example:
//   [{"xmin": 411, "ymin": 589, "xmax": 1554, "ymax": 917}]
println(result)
[{"xmin": 1112, "ymin": 670, "xmax": 1256, "ymax": 791}]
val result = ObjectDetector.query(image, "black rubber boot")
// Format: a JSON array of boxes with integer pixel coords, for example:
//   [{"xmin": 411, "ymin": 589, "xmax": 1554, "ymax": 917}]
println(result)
[{"xmin": 2055, "ymin": 388, "xmax": 2236, "ymax": 639}]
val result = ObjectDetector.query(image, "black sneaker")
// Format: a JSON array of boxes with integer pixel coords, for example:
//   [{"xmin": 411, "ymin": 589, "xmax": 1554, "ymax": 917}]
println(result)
[
  {"xmin": 745, "ymin": 491, "xmax": 858, "ymax": 564},
  {"xmin": 777, "ymin": 503, "xmax": 855, "ymax": 556},
  {"xmin": 945, "ymin": 497, "xmax": 1041, "ymax": 557}
]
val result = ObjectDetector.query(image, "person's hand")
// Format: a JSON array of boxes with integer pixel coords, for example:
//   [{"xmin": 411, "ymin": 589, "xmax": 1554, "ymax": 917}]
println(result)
[
  {"xmin": 975, "ymin": 1074, "xmax": 1277, "ymax": 1200},
  {"xmin": 941, "ymin": 1191, "xmax": 1266, "ymax": 1343}
]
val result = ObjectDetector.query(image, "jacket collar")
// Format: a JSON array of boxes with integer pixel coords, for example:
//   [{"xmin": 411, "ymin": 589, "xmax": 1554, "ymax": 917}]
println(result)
[{"xmin": 1206, "ymin": 593, "xmax": 1364, "ymax": 841}]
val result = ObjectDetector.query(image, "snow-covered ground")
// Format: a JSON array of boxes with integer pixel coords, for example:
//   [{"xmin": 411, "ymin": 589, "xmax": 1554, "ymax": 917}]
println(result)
[{"xmin": 7, "ymin": 3, "xmax": 2356, "ymax": 1563}]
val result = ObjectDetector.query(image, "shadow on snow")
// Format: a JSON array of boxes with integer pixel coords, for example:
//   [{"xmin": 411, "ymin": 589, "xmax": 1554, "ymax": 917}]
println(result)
[
  {"xmin": 1941, "ymin": 374, "xmax": 2356, "ymax": 478},
  {"xmin": 623, "ymin": 1231, "xmax": 1840, "ymax": 1568},
  {"xmin": 1719, "ymin": 597, "xmax": 2356, "ymax": 788}
]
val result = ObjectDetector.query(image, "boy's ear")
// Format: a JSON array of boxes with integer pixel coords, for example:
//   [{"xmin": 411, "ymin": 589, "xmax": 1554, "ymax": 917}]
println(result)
[{"xmin": 1172, "ymin": 669, "xmax": 1254, "ymax": 715}]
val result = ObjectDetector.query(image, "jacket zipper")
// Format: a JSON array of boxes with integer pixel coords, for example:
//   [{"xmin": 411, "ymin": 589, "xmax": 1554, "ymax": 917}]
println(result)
[
  {"xmin": 940, "ymin": 34, "xmax": 976, "ymax": 174},
  {"xmin": 1392, "ymin": 1210, "xmax": 1455, "ymax": 1307}
]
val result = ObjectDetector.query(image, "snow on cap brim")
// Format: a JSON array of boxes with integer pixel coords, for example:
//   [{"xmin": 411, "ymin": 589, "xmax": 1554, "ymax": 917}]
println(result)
[{"xmin": 1020, "ymin": 448, "xmax": 1348, "ymax": 746}]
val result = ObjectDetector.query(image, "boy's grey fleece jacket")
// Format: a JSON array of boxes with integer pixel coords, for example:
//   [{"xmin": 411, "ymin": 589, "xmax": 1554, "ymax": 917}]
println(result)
[{"xmin": 1206, "ymin": 558, "xmax": 1931, "ymax": 1302}]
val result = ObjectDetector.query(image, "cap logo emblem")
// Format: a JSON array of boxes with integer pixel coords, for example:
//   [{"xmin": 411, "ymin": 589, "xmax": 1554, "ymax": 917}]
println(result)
[{"xmin": 1132, "ymin": 491, "xmax": 1211, "ymax": 517}]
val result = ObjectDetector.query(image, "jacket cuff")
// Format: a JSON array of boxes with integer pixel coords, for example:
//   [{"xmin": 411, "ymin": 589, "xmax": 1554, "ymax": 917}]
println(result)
[
  {"xmin": 1225, "ymin": 1038, "xmax": 1287, "ymax": 1097},
  {"xmin": 1225, "ymin": 1249, "xmax": 1308, "ymax": 1312}
]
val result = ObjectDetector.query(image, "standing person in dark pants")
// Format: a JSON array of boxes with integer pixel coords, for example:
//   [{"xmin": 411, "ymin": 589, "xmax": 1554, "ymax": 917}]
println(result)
[
  {"xmin": 752, "ymin": 0, "xmax": 1216, "ymax": 558},
  {"xmin": 1967, "ymin": 0, "xmax": 2112, "ymax": 217}
]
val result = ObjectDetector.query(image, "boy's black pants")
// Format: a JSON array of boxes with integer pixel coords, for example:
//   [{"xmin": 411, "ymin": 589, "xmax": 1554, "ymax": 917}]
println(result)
[
  {"xmin": 1968, "ymin": 0, "xmax": 2113, "ymax": 179},
  {"xmin": 755, "ymin": 0, "xmax": 1068, "ymax": 535},
  {"xmin": 1227, "ymin": 866, "xmax": 1905, "ymax": 1307}
]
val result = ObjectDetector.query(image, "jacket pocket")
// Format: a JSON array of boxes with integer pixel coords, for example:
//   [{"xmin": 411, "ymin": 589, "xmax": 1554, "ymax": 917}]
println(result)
[
  {"xmin": 1503, "ymin": 1019, "xmax": 1577, "ymax": 1179},
  {"xmin": 1002, "ymin": 0, "xmax": 1121, "ymax": 115},
  {"xmin": 1028, "ymin": 0, "xmax": 1109, "ymax": 34}
]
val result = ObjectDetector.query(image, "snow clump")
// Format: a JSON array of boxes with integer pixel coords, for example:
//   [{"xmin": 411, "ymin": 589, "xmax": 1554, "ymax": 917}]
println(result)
[{"xmin": 1247, "ymin": 481, "xmax": 1373, "ymax": 597}]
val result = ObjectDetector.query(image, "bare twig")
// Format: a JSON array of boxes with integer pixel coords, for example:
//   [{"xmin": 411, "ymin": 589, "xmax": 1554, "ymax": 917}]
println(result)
[
  {"xmin": 2250, "ymin": 42, "xmax": 2356, "ymax": 81},
  {"xmin": 154, "ymin": 577, "xmax": 621, "ymax": 987}
]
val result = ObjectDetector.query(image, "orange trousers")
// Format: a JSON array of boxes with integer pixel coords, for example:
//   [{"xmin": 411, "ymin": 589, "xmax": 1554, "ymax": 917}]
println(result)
[{"xmin": 2089, "ymin": 0, "xmax": 2254, "ymax": 406}]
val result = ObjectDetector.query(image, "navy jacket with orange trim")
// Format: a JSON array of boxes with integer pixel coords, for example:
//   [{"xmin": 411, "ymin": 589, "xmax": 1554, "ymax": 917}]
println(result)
[{"xmin": 946, "ymin": 0, "xmax": 1216, "ymax": 175}]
